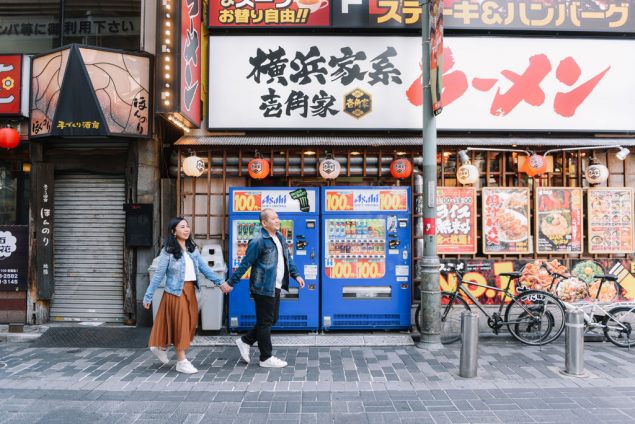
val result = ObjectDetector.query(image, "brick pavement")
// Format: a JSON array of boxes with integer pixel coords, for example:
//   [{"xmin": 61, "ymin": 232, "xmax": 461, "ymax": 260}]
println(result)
[{"xmin": 0, "ymin": 338, "xmax": 634, "ymax": 423}]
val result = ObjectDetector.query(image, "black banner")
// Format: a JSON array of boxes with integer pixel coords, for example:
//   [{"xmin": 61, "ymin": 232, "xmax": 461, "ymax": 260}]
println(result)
[
  {"xmin": 0, "ymin": 225, "xmax": 28, "ymax": 291},
  {"xmin": 331, "ymin": 0, "xmax": 635, "ymax": 32},
  {"xmin": 34, "ymin": 163, "xmax": 54, "ymax": 299}
]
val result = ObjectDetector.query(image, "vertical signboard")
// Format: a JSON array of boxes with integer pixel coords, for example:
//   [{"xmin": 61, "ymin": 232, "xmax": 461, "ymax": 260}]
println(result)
[
  {"xmin": 0, "ymin": 225, "xmax": 28, "ymax": 291},
  {"xmin": 535, "ymin": 187, "xmax": 583, "ymax": 254},
  {"xmin": 436, "ymin": 187, "xmax": 477, "ymax": 254},
  {"xmin": 588, "ymin": 188, "xmax": 634, "ymax": 254},
  {"xmin": 0, "ymin": 55, "xmax": 25, "ymax": 116},
  {"xmin": 180, "ymin": 0, "xmax": 201, "ymax": 125},
  {"xmin": 430, "ymin": 0, "xmax": 443, "ymax": 115},
  {"xmin": 33, "ymin": 164, "xmax": 54, "ymax": 299}
]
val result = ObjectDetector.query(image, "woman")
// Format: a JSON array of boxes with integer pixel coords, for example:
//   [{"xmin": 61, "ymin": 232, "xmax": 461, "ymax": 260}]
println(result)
[{"xmin": 143, "ymin": 217, "xmax": 225, "ymax": 373}]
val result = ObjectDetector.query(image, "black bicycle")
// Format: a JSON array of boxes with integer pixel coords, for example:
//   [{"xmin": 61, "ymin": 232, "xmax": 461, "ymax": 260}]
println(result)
[{"xmin": 415, "ymin": 264, "xmax": 566, "ymax": 345}]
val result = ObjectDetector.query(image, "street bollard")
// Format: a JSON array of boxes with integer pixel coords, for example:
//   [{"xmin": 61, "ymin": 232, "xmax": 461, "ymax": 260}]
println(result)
[
  {"xmin": 564, "ymin": 308, "xmax": 585, "ymax": 376},
  {"xmin": 459, "ymin": 312, "xmax": 479, "ymax": 378}
]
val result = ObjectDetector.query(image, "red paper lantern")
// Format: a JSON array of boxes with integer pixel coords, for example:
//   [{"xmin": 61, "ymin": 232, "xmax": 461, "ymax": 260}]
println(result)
[
  {"xmin": 247, "ymin": 158, "xmax": 270, "ymax": 179},
  {"xmin": 390, "ymin": 158, "xmax": 413, "ymax": 179},
  {"xmin": 0, "ymin": 127, "xmax": 20, "ymax": 149},
  {"xmin": 524, "ymin": 154, "xmax": 547, "ymax": 177}
]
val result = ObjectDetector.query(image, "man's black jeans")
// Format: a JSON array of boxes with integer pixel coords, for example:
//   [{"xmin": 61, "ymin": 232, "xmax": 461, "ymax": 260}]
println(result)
[{"xmin": 242, "ymin": 288, "xmax": 281, "ymax": 362}]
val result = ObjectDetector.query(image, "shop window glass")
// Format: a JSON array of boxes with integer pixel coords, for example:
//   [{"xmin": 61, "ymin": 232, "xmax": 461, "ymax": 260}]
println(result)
[
  {"xmin": 0, "ymin": 168, "xmax": 17, "ymax": 224},
  {"xmin": 0, "ymin": 1, "xmax": 60, "ymax": 54}
]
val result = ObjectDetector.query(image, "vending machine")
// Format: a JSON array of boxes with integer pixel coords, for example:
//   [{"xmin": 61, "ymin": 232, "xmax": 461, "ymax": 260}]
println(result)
[
  {"xmin": 320, "ymin": 186, "xmax": 411, "ymax": 330},
  {"xmin": 228, "ymin": 187, "xmax": 320, "ymax": 331}
]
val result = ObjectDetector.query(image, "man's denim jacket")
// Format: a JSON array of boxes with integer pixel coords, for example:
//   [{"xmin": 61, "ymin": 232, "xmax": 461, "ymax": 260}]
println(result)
[
  {"xmin": 227, "ymin": 228, "xmax": 299, "ymax": 297},
  {"xmin": 143, "ymin": 247, "xmax": 223, "ymax": 305}
]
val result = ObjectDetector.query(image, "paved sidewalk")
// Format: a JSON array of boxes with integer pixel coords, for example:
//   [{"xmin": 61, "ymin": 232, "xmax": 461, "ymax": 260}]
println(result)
[{"xmin": 0, "ymin": 338, "xmax": 634, "ymax": 423}]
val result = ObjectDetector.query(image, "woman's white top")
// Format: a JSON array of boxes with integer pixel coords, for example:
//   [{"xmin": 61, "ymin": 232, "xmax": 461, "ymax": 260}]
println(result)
[{"xmin": 184, "ymin": 252, "xmax": 196, "ymax": 281}]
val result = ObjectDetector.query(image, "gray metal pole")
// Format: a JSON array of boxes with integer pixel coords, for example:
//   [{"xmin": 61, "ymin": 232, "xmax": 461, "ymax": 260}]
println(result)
[
  {"xmin": 416, "ymin": 0, "xmax": 441, "ymax": 347},
  {"xmin": 564, "ymin": 309, "xmax": 585, "ymax": 376},
  {"xmin": 459, "ymin": 312, "xmax": 479, "ymax": 378}
]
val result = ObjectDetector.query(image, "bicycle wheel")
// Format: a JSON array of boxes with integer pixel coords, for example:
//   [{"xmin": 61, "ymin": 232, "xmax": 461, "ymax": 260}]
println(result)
[
  {"xmin": 505, "ymin": 290, "xmax": 565, "ymax": 345},
  {"xmin": 604, "ymin": 306, "xmax": 635, "ymax": 348},
  {"xmin": 440, "ymin": 291, "xmax": 470, "ymax": 345}
]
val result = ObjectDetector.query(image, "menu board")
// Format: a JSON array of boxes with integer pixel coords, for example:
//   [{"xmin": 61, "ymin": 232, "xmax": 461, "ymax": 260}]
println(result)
[
  {"xmin": 588, "ymin": 188, "xmax": 634, "ymax": 254},
  {"xmin": 535, "ymin": 187, "xmax": 583, "ymax": 254},
  {"xmin": 482, "ymin": 188, "xmax": 531, "ymax": 254},
  {"xmin": 436, "ymin": 187, "xmax": 477, "ymax": 254}
]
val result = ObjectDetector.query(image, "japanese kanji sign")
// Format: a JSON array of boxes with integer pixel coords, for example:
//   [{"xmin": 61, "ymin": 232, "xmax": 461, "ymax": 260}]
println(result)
[
  {"xmin": 332, "ymin": 0, "xmax": 635, "ymax": 32},
  {"xmin": 436, "ymin": 187, "xmax": 477, "ymax": 254},
  {"xmin": 0, "ymin": 17, "xmax": 139, "ymax": 39},
  {"xmin": 209, "ymin": 0, "xmax": 330, "ymax": 27},
  {"xmin": 588, "ymin": 188, "xmax": 634, "ymax": 254},
  {"xmin": 208, "ymin": 36, "xmax": 635, "ymax": 130},
  {"xmin": 535, "ymin": 187, "xmax": 583, "ymax": 254},
  {"xmin": 0, "ymin": 226, "xmax": 28, "ymax": 291},
  {"xmin": 482, "ymin": 188, "xmax": 531, "ymax": 254},
  {"xmin": 33, "ymin": 163, "xmax": 54, "ymax": 299},
  {"xmin": 181, "ymin": 0, "xmax": 201, "ymax": 125},
  {"xmin": 0, "ymin": 55, "xmax": 27, "ymax": 117}
]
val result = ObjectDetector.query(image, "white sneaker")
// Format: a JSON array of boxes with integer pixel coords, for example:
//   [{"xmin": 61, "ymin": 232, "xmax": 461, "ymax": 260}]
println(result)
[
  {"xmin": 259, "ymin": 356, "xmax": 287, "ymax": 368},
  {"xmin": 235, "ymin": 338, "xmax": 251, "ymax": 364},
  {"xmin": 176, "ymin": 359, "xmax": 198, "ymax": 374},
  {"xmin": 149, "ymin": 347, "xmax": 169, "ymax": 365}
]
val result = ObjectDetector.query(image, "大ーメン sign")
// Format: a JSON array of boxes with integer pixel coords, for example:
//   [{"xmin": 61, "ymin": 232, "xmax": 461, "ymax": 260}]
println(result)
[{"xmin": 208, "ymin": 36, "xmax": 635, "ymax": 131}]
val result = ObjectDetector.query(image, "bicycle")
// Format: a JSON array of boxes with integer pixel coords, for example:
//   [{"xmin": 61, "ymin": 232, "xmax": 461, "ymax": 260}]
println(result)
[
  {"xmin": 415, "ymin": 263, "xmax": 566, "ymax": 346},
  {"xmin": 546, "ymin": 269, "xmax": 635, "ymax": 348}
]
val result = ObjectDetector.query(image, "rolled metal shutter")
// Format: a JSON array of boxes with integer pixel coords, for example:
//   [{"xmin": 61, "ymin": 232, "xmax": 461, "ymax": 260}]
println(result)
[{"xmin": 51, "ymin": 175, "xmax": 125, "ymax": 322}]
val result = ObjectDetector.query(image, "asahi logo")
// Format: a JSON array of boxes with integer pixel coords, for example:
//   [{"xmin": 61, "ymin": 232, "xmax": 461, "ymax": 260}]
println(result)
[
  {"xmin": 354, "ymin": 193, "xmax": 380, "ymax": 208},
  {"xmin": 0, "ymin": 231, "xmax": 17, "ymax": 258}
]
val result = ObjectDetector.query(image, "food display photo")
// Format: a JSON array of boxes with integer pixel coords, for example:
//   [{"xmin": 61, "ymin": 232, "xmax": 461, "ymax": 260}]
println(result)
[
  {"xmin": 482, "ymin": 188, "xmax": 531, "ymax": 254},
  {"xmin": 536, "ymin": 188, "xmax": 583, "ymax": 254},
  {"xmin": 588, "ymin": 188, "xmax": 634, "ymax": 254}
]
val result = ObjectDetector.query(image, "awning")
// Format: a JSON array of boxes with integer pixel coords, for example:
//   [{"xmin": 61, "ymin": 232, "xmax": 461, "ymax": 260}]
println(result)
[{"xmin": 175, "ymin": 135, "xmax": 635, "ymax": 147}]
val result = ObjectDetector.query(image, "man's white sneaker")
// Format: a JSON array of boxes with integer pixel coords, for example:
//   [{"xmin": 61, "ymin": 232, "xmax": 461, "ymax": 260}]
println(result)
[
  {"xmin": 149, "ymin": 347, "xmax": 169, "ymax": 364},
  {"xmin": 259, "ymin": 356, "xmax": 287, "ymax": 368},
  {"xmin": 235, "ymin": 338, "xmax": 251, "ymax": 364},
  {"xmin": 176, "ymin": 359, "xmax": 198, "ymax": 374}
]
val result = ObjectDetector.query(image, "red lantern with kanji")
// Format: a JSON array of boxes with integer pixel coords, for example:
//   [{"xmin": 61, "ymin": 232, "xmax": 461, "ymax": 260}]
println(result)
[
  {"xmin": 247, "ymin": 157, "xmax": 270, "ymax": 179},
  {"xmin": 524, "ymin": 154, "xmax": 547, "ymax": 177},
  {"xmin": 0, "ymin": 127, "xmax": 20, "ymax": 149},
  {"xmin": 390, "ymin": 158, "xmax": 413, "ymax": 179}
]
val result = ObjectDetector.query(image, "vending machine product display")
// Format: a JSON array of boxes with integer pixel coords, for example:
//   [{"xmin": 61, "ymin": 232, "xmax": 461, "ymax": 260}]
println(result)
[
  {"xmin": 321, "ymin": 187, "xmax": 411, "ymax": 330},
  {"xmin": 228, "ymin": 187, "xmax": 320, "ymax": 331}
]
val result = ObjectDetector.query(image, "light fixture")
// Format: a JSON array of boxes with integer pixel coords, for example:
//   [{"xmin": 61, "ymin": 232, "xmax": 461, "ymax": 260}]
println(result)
[
  {"xmin": 616, "ymin": 147, "xmax": 630, "ymax": 161},
  {"xmin": 303, "ymin": 151, "xmax": 316, "ymax": 155},
  {"xmin": 543, "ymin": 145, "xmax": 630, "ymax": 161},
  {"xmin": 350, "ymin": 151, "xmax": 360, "ymax": 155},
  {"xmin": 456, "ymin": 150, "xmax": 479, "ymax": 185}
]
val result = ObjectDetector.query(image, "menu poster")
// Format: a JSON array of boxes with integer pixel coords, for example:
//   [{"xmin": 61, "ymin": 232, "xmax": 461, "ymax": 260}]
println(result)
[
  {"xmin": 436, "ymin": 187, "xmax": 477, "ymax": 254},
  {"xmin": 588, "ymin": 188, "xmax": 634, "ymax": 254},
  {"xmin": 482, "ymin": 188, "xmax": 530, "ymax": 254},
  {"xmin": 536, "ymin": 187, "xmax": 583, "ymax": 254}
]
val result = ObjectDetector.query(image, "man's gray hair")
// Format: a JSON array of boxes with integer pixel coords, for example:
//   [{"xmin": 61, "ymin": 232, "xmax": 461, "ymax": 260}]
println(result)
[{"xmin": 260, "ymin": 208, "xmax": 274, "ymax": 224}]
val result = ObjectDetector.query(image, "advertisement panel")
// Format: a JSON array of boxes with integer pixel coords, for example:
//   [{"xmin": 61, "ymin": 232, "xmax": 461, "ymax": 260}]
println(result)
[
  {"xmin": 232, "ymin": 189, "xmax": 317, "ymax": 213},
  {"xmin": 535, "ymin": 187, "xmax": 583, "ymax": 254},
  {"xmin": 436, "ymin": 187, "xmax": 477, "ymax": 254},
  {"xmin": 324, "ymin": 189, "xmax": 408, "ymax": 212},
  {"xmin": 0, "ymin": 226, "xmax": 28, "ymax": 291},
  {"xmin": 588, "ymin": 188, "xmax": 634, "ymax": 254},
  {"xmin": 209, "ymin": 0, "xmax": 330, "ymax": 27},
  {"xmin": 208, "ymin": 36, "xmax": 635, "ymax": 131},
  {"xmin": 0, "ymin": 55, "xmax": 22, "ymax": 115},
  {"xmin": 482, "ymin": 188, "xmax": 531, "ymax": 254},
  {"xmin": 180, "ymin": 0, "xmax": 202, "ymax": 125},
  {"xmin": 331, "ymin": 0, "xmax": 635, "ymax": 32}
]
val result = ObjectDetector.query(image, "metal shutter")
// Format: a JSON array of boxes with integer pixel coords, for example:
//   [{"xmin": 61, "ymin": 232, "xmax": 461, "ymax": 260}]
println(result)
[{"xmin": 51, "ymin": 175, "xmax": 125, "ymax": 322}]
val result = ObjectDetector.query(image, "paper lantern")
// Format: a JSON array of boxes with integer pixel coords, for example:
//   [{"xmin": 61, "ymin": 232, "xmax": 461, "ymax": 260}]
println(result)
[
  {"xmin": 319, "ymin": 158, "xmax": 341, "ymax": 180},
  {"xmin": 585, "ymin": 163, "xmax": 609, "ymax": 185},
  {"xmin": 390, "ymin": 158, "xmax": 413, "ymax": 179},
  {"xmin": 457, "ymin": 164, "xmax": 479, "ymax": 185},
  {"xmin": 0, "ymin": 127, "xmax": 20, "ymax": 149},
  {"xmin": 182, "ymin": 155, "xmax": 205, "ymax": 177},
  {"xmin": 524, "ymin": 154, "xmax": 547, "ymax": 177},
  {"xmin": 248, "ymin": 157, "xmax": 270, "ymax": 179}
]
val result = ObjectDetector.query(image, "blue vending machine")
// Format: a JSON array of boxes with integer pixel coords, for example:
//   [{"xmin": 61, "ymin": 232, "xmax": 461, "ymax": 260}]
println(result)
[
  {"xmin": 228, "ymin": 187, "xmax": 320, "ymax": 331},
  {"xmin": 321, "ymin": 186, "xmax": 411, "ymax": 330}
]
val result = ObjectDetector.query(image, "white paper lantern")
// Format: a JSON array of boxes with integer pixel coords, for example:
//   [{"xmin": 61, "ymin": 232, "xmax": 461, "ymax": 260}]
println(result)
[
  {"xmin": 319, "ymin": 158, "xmax": 341, "ymax": 180},
  {"xmin": 457, "ymin": 164, "xmax": 479, "ymax": 185},
  {"xmin": 585, "ymin": 163, "xmax": 609, "ymax": 185},
  {"xmin": 183, "ymin": 155, "xmax": 205, "ymax": 177}
]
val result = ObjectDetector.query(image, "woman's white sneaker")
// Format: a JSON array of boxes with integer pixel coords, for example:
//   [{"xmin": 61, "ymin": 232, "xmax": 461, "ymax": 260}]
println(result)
[
  {"xmin": 259, "ymin": 356, "xmax": 287, "ymax": 368},
  {"xmin": 176, "ymin": 359, "xmax": 198, "ymax": 374},
  {"xmin": 149, "ymin": 347, "xmax": 169, "ymax": 364}
]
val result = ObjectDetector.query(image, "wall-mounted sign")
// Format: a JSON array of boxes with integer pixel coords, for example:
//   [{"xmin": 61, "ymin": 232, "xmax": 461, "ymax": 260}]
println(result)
[
  {"xmin": 231, "ymin": 189, "xmax": 317, "ymax": 213},
  {"xmin": 208, "ymin": 36, "xmax": 635, "ymax": 131},
  {"xmin": 180, "ymin": 0, "xmax": 201, "ymax": 125},
  {"xmin": 588, "ymin": 188, "xmax": 634, "ymax": 254},
  {"xmin": 0, "ymin": 55, "xmax": 29, "ymax": 117},
  {"xmin": 0, "ymin": 225, "xmax": 28, "ymax": 291},
  {"xmin": 482, "ymin": 188, "xmax": 531, "ymax": 254},
  {"xmin": 209, "ymin": 0, "xmax": 330, "ymax": 27},
  {"xmin": 535, "ymin": 187, "xmax": 583, "ymax": 254},
  {"xmin": 436, "ymin": 187, "xmax": 477, "ymax": 254}
]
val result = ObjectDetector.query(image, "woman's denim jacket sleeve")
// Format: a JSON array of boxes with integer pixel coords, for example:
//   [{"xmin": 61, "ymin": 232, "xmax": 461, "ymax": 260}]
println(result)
[{"xmin": 143, "ymin": 248, "xmax": 223, "ymax": 305}]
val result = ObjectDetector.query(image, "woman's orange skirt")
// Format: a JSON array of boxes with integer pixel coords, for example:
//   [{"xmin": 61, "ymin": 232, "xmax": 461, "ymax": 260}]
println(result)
[{"xmin": 148, "ymin": 282, "xmax": 198, "ymax": 351}]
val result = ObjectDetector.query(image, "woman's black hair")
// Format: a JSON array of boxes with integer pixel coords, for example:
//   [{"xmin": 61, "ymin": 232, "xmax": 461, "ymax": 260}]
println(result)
[{"xmin": 164, "ymin": 217, "xmax": 197, "ymax": 259}]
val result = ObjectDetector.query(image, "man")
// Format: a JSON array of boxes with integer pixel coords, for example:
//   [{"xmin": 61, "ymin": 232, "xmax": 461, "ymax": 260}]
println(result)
[{"xmin": 224, "ymin": 208, "xmax": 305, "ymax": 368}]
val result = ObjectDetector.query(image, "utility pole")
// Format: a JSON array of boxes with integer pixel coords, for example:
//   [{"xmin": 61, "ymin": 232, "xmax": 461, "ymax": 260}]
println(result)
[{"xmin": 417, "ymin": 0, "xmax": 441, "ymax": 347}]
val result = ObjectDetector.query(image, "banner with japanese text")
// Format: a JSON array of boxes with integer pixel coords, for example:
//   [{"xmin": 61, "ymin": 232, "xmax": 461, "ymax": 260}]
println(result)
[
  {"xmin": 0, "ymin": 55, "xmax": 28, "ymax": 117},
  {"xmin": 209, "ymin": 0, "xmax": 330, "ymax": 27},
  {"xmin": 208, "ymin": 36, "xmax": 635, "ymax": 131},
  {"xmin": 0, "ymin": 226, "xmax": 28, "ymax": 291},
  {"xmin": 482, "ymin": 188, "xmax": 531, "ymax": 254},
  {"xmin": 180, "ymin": 0, "xmax": 201, "ymax": 126},
  {"xmin": 331, "ymin": 0, "xmax": 635, "ymax": 32},
  {"xmin": 588, "ymin": 188, "xmax": 634, "ymax": 254},
  {"xmin": 536, "ymin": 187, "xmax": 583, "ymax": 254},
  {"xmin": 436, "ymin": 187, "xmax": 477, "ymax": 254}
]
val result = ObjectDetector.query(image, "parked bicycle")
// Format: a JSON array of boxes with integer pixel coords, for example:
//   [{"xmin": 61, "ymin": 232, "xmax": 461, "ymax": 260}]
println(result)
[{"xmin": 416, "ymin": 263, "xmax": 566, "ymax": 345}]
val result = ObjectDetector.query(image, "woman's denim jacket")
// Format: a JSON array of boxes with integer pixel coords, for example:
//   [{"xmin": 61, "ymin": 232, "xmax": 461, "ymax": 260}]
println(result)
[
  {"xmin": 227, "ymin": 228, "xmax": 299, "ymax": 297},
  {"xmin": 143, "ymin": 247, "xmax": 223, "ymax": 305}
]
